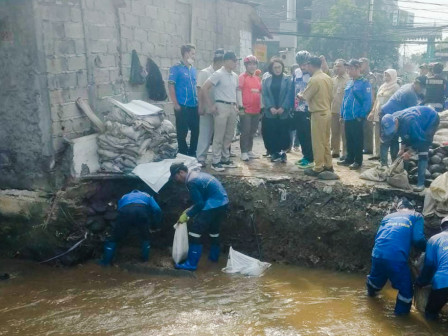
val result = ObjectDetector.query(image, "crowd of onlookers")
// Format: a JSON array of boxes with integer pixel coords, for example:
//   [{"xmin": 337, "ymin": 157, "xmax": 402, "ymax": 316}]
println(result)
[{"xmin": 168, "ymin": 44, "xmax": 447, "ymax": 184}]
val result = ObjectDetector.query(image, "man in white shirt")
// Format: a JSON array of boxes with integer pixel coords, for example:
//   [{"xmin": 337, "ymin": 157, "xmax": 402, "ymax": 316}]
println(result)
[
  {"xmin": 196, "ymin": 49, "xmax": 224, "ymax": 166},
  {"xmin": 201, "ymin": 51, "xmax": 240, "ymax": 171}
]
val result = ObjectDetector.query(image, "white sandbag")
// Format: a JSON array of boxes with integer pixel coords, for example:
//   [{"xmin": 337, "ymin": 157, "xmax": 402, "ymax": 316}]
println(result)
[
  {"xmin": 430, "ymin": 172, "xmax": 448, "ymax": 202},
  {"xmin": 360, "ymin": 165, "xmax": 387, "ymax": 182},
  {"xmin": 413, "ymin": 253, "xmax": 432, "ymax": 312},
  {"xmin": 172, "ymin": 222, "xmax": 189, "ymax": 264},
  {"xmin": 423, "ymin": 189, "xmax": 436, "ymax": 217},
  {"xmin": 222, "ymin": 247, "xmax": 271, "ymax": 277},
  {"xmin": 97, "ymin": 148, "xmax": 120, "ymax": 160},
  {"xmin": 387, "ymin": 158, "xmax": 412, "ymax": 190}
]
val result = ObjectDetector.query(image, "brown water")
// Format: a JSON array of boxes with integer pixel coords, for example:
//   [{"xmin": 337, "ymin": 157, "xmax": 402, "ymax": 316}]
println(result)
[{"xmin": 0, "ymin": 259, "xmax": 447, "ymax": 336}]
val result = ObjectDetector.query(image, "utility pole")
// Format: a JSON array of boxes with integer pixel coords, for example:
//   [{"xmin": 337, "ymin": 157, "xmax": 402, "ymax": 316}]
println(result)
[{"xmin": 363, "ymin": 0, "xmax": 374, "ymax": 57}]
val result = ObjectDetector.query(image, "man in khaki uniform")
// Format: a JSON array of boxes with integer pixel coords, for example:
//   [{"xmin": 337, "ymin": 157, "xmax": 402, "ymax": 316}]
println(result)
[
  {"xmin": 331, "ymin": 59, "xmax": 349, "ymax": 159},
  {"xmin": 298, "ymin": 56, "xmax": 334, "ymax": 176}
]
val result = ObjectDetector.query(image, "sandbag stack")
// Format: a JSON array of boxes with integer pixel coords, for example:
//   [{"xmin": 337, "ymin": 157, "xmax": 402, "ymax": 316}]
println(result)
[{"xmin": 97, "ymin": 106, "xmax": 177, "ymax": 173}]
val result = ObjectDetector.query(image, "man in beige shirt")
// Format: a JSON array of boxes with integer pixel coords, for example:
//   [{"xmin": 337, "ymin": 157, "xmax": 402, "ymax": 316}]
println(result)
[
  {"xmin": 299, "ymin": 56, "xmax": 334, "ymax": 176},
  {"xmin": 331, "ymin": 59, "xmax": 349, "ymax": 159}
]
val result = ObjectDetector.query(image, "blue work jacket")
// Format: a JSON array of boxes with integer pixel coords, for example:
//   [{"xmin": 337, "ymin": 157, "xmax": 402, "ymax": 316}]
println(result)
[
  {"xmin": 168, "ymin": 61, "xmax": 198, "ymax": 107},
  {"xmin": 393, "ymin": 106, "xmax": 440, "ymax": 152},
  {"xmin": 185, "ymin": 171, "xmax": 229, "ymax": 217},
  {"xmin": 381, "ymin": 83, "xmax": 419, "ymax": 117},
  {"xmin": 417, "ymin": 230, "xmax": 448, "ymax": 290},
  {"xmin": 372, "ymin": 210, "xmax": 426, "ymax": 263},
  {"xmin": 117, "ymin": 190, "xmax": 162, "ymax": 224},
  {"xmin": 340, "ymin": 77, "xmax": 372, "ymax": 121}
]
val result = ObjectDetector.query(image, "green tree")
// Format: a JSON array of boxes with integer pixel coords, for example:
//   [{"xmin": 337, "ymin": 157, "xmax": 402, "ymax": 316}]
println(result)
[{"xmin": 298, "ymin": 0, "xmax": 399, "ymax": 70}]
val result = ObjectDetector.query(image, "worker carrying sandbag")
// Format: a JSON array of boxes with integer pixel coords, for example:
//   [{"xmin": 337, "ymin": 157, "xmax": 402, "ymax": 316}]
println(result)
[
  {"xmin": 415, "ymin": 216, "xmax": 448, "ymax": 320},
  {"xmin": 170, "ymin": 163, "xmax": 229, "ymax": 271},
  {"xmin": 99, "ymin": 190, "xmax": 162, "ymax": 266},
  {"xmin": 381, "ymin": 106, "xmax": 440, "ymax": 192},
  {"xmin": 366, "ymin": 198, "xmax": 427, "ymax": 316}
]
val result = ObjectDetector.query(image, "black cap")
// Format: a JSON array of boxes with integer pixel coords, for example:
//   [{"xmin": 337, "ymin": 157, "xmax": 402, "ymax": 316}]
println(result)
[
  {"xmin": 214, "ymin": 48, "xmax": 225, "ymax": 56},
  {"xmin": 397, "ymin": 197, "xmax": 414, "ymax": 210},
  {"xmin": 169, "ymin": 162, "xmax": 187, "ymax": 179},
  {"xmin": 223, "ymin": 51, "xmax": 240, "ymax": 61},
  {"xmin": 344, "ymin": 59, "xmax": 361, "ymax": 68},
  {"xmin": 415, "ymin": 76, "xmax": 427, "ymax": 86}
]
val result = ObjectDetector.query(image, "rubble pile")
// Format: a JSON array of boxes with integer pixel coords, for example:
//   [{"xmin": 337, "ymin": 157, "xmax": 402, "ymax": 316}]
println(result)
[{"xmin": 97, "ymin": 106, "xmax": 178, "ymax": 173}]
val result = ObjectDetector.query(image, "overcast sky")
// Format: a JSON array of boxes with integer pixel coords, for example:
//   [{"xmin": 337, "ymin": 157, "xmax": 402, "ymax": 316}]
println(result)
[{"xmin": 398, "ymin": 0, "xmax": 448, "ymax": 54}]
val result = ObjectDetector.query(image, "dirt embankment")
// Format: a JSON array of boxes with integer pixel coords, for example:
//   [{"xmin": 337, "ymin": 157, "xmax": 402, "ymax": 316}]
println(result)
[{"xmin": 0, "ymin": 176, "xmax": 439, "ymax": 272}]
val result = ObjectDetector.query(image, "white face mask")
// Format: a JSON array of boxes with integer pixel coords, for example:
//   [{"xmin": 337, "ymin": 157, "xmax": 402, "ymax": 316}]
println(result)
[{"xmin": 187, "ymin": 58, "xmax": 194, "ymax": 65}]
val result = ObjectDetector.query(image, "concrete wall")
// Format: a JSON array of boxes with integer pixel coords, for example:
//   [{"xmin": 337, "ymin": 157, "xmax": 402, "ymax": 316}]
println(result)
[
  {"xmin": 0, "ymin": 0, "xmax": 256, "ymax": 191},
  {"xmin": 0, "ymin": 0, "xmax": 53, "ymax": 190}
]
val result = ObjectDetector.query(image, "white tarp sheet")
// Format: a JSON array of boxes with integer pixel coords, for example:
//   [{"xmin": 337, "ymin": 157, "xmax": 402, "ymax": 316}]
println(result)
[
  {"xmin": 108, "ymin": 98, "xmax": 163, "ymax": 117},
  {"xmin": 132, "ymin": 154, "xmax": 201, "ymax": 193}
]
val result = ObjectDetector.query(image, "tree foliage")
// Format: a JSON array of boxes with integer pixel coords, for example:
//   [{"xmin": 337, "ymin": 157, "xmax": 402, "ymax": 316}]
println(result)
[{"xmin": 298, "ymin": 0, "xmax": 399, "ymax": 70}]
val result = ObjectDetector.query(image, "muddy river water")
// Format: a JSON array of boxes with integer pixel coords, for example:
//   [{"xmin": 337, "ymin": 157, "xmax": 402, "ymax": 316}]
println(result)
[{"xmin": 1, "ymin": 259, "xmax": 447, "ymax": 336}]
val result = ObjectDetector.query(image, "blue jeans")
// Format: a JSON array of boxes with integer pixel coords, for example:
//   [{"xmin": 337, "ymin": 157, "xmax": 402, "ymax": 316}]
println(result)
[{"xmin": 367, "ymin": 257, "xmax": 413, "ymax": 315}]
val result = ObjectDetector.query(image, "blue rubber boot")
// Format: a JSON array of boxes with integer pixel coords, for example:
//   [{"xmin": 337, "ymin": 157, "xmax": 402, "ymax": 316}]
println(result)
[
  {"xmin": 208, "ymin": 244, "xmax": 220, "ymax": 262},
  {"xmin": 175, "ymin": 244, "xmax": 203, "ymax": 271},
  {"xmin": 415, "ymin": 155, "xmax": 428, "ymax": 191},
  {"xmin": 141, "ymin": 241, "xmax": 150, "ymax": 262},
  {"xmin": 99, "ymin": 241, "xmax": 116, "ymax": 266},
  {"xmin": 394, "ymin": 296, "xmax": 412, "ymax": 316}
]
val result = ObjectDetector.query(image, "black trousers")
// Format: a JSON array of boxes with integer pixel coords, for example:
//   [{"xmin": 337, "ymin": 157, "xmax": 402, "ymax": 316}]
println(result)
[
  {"xmin": 111, "ymin": 204, "xmax": 154, "ymax": 242},
  {"xmin": 426, "ymin": 287, "xmax": 448, "ymax": 318},
  {"xmin": 175, "ymin": 105, "xmax": 199, "ymax": 156},
  {"xmin": 189, "ymin": 205, "xmax": 228, "ymax": 245},
  {"xmin": 293, "ymin": 111, "xmax": 313, "ymax": 162},
  {"xmin": 345, "ymin": 118, "xmax": 365, "ymax": 165},
  {"xmin": 262, "ymin": 117, "xmax": 291, "ymax": 154}
]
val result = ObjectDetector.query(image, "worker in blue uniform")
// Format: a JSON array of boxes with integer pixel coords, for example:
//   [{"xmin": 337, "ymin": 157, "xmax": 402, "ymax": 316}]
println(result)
[
  {"xmin": 170, "ymin": 163, "xmax": 229, "ymax": 271},
  {"xmin": 416, "ymin": 216, "xmax": 448, "ymax": 320},
  {"xmin": 99, "ymin": 190, "xmax": 162, "ymax": 266},
  {"xmin": 381, "ymin": 106, "xmax": 440, "ymax": 192},
  {"xmin": 367, "ymin": 198, "xmax": 427, "ymax": 315}
]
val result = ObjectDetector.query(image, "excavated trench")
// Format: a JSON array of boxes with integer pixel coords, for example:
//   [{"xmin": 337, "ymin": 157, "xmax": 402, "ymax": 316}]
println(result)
[{"xmin": 1, "ymin": 175, "xmax": 440, "ymax": 272}]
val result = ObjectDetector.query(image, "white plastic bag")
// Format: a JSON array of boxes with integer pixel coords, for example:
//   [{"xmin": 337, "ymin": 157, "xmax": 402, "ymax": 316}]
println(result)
[
  {"xmin": 360, "ymin": 165, "xmax": 388, "ymax": 182},
  {"xmin": 222, "ymin": 247, "xmax": 271, "ymax": 277},
  {"xmin": 172, "ymin": 222, "xmax": 189, "ymax": 264}
]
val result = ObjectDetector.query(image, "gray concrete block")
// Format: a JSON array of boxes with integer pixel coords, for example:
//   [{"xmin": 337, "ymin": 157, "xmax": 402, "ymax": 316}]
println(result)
[
  {"xmin": 131, "ymin": 0, "xmax": 147, "ymax": 15},
  {"xmin": 89, "ymin": 26, "xmax": 117, "ymax": 40},
  {"xmin": 125, "ymin": 13, "xmax": 140, "ymax": 27},
  {"xmin": 68, "ymin": 88, "xmax": 89, "ymax": 101},
  {"xmin": 46, "ymin": 57, "xmax": 67, "ymax": 74},
  {"xmin": 94, "ymin": 0, "xmax": 112, "ymax": 11},
  {"xmin": 74, "ymin": 39, "xmax": 86, "ymax": 54},
  {"xmin": 95, "ymin": 54, "xmax": 116, "ymax": 68},
  {"xmin": 134, "ymin": 28, "xmax": 148, "ymax": 42},
  {"xmin": 145, "ymin": 5, "xmax": 158, "ymax": 19},
  {"xmin": 55, "ymin": 40, "xmax": 77, "ymax": 55},
  {"xmin": 60, "ymin": 102, "xmax": 82, "ymax": 119},
  {"xmin": 65, "ymin": 22, "xmax": 84, "ymax": 39},
  {"xmin": 48, "ymin": 72, "xmax": 78, "ymax": 90},
  {"xmin": 49, "ymin": 90, "xmax": 64, "ymax": 106},
  {"xmin": 41, "ymin": 5, "xmax": 71, "ymax": 22},
  {"xmin": 77, "ymin": 71, "xmax": 88, "ymax": 87},
  {"xmin": 94, "ymin": 68, "xmax": 110, "ymax": 84},
  {"xmin": 71, "ymin": 7, "xmax": 82, "ymax": 22},
  {"xmin": 109, "ymin": 69, "xmax": 120, "ymax": 82},
  {"xmin": 107, "ymin": 40, "xmax": 118, "ymax": 54},
  {"xmin": 96, "ymin": 83, "xmax": 115, "ymax": 97},
  {"xmin": 67, "ymin": 56, "xmax": 86, "ymax": 71},
  {"xmin": 90, "ymin": 40, "xmax": 108, "ymax": 53},
  {"xmin": 121, "ymin": 26, "xmax": 133, "ymax": 40}
]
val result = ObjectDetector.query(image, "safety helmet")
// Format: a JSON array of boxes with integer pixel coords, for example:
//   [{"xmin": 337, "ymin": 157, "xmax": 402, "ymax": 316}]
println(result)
[
  {"xmin": 441, "ymin": 216, "xmax": 448, "ymax": 230},
  {"xmin": 295, "ymin": 50, "xmax": 310, "ymax": 65},
  {"xmin": 243, "ymin": 55, "xmax": 258, "ymax": 65},
  {"xmin": 397, "ymin": 197, "xmax": 414, "ymax": 210}
]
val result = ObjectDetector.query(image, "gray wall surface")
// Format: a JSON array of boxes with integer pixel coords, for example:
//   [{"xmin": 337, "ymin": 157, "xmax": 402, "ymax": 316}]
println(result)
[{"xmin": 0, "ymin": 0, "xmax": 53, "ymax": 190}]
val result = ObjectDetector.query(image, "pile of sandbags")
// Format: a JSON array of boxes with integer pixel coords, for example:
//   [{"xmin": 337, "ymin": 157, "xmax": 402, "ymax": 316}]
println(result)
[
  {"xmin": 406, "ymin": 144, "xmax": 448, "ymax": 187},
  {"xmin": 433, "ymin": 110, "xmax": 448, "ymax": 145},
  {"xmin": 97, "ymin": 103, "xmax": 177, "ymax": 173}
]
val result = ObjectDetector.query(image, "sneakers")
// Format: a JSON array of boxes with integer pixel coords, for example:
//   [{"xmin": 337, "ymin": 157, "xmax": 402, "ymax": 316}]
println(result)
[
  {"xmin": 323, "ymin": 166, "xmax": 334, "ymax": 172},
  {"xmin": 241, "ymin": 153, "xmax": 250, "ymax": 161},
  {"xmin": 349, "ymin": 163, "xmax": 362, "ymax": 170},
  {"xmin": 296, "ymin": 159, "xmax": 314, "ymax": 169},
  {"xmin": 271, "ymin": 153, "xmax": 282, "ymax": 162},
  {"xmin": 211, "ymin": 163, "xmax": 225, "ymax": 172},
  {"xmin": 337, "ymin": 160, "xmax": 352, "ymax": 166},
  {"xmin": 221, "ymin": 160, "xmax": 237, "ymax": 168},
  {"xmin": 281, "ymin": 152, "xmax": 287, "ymax": 163},
  {"xmin": 304, "ymin": 168, "xmax": 321, "ymax": 177},
  {"xmin": 331, "ymin": 153, "xmax": 340, "ymax": 158},
  {"xmin": 248, "ymin": 151, "xmax": 260, "ymax": 159}
]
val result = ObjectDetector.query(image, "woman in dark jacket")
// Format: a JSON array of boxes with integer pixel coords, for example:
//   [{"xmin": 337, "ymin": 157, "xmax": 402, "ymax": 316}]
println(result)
[{"xmin": 261, "ymin": 58, "xmax": 292, "ymax": 162}]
